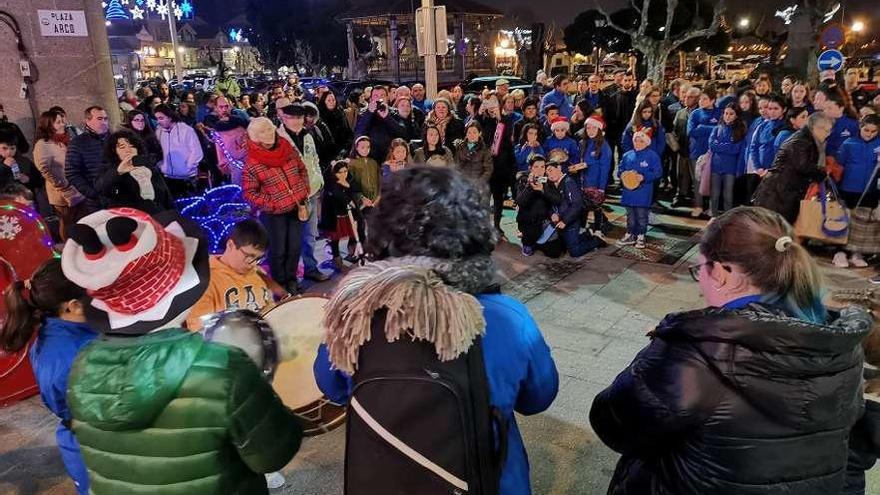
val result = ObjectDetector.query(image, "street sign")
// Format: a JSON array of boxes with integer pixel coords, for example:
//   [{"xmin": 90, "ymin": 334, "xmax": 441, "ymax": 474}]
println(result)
[
  {"xmin": 415, "ymin": 6, "xmax": 448, "ymax": 56},
  {"xmin": 820, "ymin": 24, "xmax": 845, "ymax": 49},
  {"xmin": 37, "ymin": 10, "xmax": 88, "ymax": 37},
  {"xmin": 817, "ymin": 49, "xmax": 845, "ymax": 72}
]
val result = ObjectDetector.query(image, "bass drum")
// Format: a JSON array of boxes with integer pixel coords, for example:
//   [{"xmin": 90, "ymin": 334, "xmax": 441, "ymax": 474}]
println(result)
[{"xmin": 262, "ymin": 294, "xmax": 346, "ymax": 437}]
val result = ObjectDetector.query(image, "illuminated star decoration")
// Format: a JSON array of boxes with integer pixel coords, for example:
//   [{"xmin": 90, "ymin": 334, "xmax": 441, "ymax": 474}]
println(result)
[
  {"xmin": 130, "ymin": 5, "xmax": 145, "ymax": 19},
  {"xmin": 146, "ymin": 0, "xmax": 157, "ymax": 9}
]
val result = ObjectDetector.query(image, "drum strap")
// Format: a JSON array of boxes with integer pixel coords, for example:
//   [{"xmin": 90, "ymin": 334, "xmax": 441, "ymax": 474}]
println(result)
[{"xmin": 349, "ymin": 397, "xmax": 469, "ymax": 492}]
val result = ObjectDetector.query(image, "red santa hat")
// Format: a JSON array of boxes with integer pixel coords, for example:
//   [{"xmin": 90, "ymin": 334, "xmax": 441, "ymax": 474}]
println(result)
[
  {"xmin": 585, "ymin": 115, "xmax": 606, "ymax": 130},
  {"xmin": 550, "ymin": 116, "xmax": 570, "ymax": 132},
  {"xmin": 61, "ymin": 208, "xmax": 209, "ymax": 335}
]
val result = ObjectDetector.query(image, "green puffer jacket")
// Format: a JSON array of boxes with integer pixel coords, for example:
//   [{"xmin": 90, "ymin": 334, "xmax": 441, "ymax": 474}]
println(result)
[{"xmin": 67, "ymin": 328, "xmax": 303, "ymax": 494}]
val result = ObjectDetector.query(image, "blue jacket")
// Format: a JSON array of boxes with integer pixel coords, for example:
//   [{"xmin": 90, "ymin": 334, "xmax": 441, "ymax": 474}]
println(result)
[
  {"xmin": 708, "ymin": 124, "xmax": 744, "ymax": 176},
  {"xmin": 827, "ymin": 117, "xmax": 860, "ymax": 159},
  {"xmin": 687, "ymin": 107, "xmax": 721, "ymax": 160},
  {"xmin": 618, "ymin": 148, "xmax": 662, "ymax": 207},
  {"xmin": 581, "ymin": 139, "xmax": 613, "ymax": 189},
  {"xmin": 740, "ymin": 117, "xmax": 764, "ymax": 175},
  {"xmin": 621, "ymin": 121, "xmax": 666, "ymax": 158},
  {"xmin": 412, "ymin": 97, "xmax": 434, "ymax": 113},
  {"xmin": 772, "ymin": 128, "xmax": 795, "ymax": 157},
  {"xmin": 313, "ymin": 294, "xmax": 559, "ymax": 495},
  {"xmin": 556, "ymin": 174, "xmax": 584, "ymax": 227},
  {"xmin": 541, "ymin": 89, "xmax": 573, "ymax": 119},
  {"xmin": 543, "ymin": 135, "xmax": 581, "ymax": 170},
  {"xmin": 515, "ymin": 143, "xmax": 545, "ymax": 172},
  {"xmin": 748, "ymin": 117, "xmax": 784, "ymax": 171},
  {"xmin": 30, "ymin": 318, "xmax": 98, "ymax": 494},
  {"xmin": 836, "ymin": 135, "xmax": 880, "ymax": 194}
]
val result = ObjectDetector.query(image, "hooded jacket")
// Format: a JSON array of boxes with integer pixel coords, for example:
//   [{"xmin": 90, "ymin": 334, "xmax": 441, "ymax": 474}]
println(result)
[
  {"xmin": 836, "ymin": 135, "xmax": 880, "ymax": 195},
  {"xmin": 708, "ymin": 123, "xmax": 745, "ymax": 176},
  {"xmin": 828, "ymin": 116, "xmax": 860, "ymax": 159},
  {"xmin": 618, "ymin": 148, "xmax": 662, "ymax": 207},
  {"xmin": 242, "ymin": 137, "xmax": 310, "ymax": 214},
  {"xmin": 581, "ymin": 139, "xmax": 612, "ymax": 189},
  {"xmin": 590, "ymin": 303, "xmax": 871, "ymax": 495},
  {"xmin": 67, "ymin": 329, "xmax": 303, "ymax": 495},
  {"xmin": 621, "ymin": 120, "xmax": 666, "ymax": 158},
  {"xmin": 454, "ymin": 139, "xmax": 494, "ymax": 184},
  {"xmin": 687, "ymin": 107, "xmax": 721, "ymax": 160},
  {"xmin": 748, "ymin": 117, "xmax": 784, "ymax": 171},
  {"xmin": 156, "ymin": 122, "xmax": 204, "ymax": 179}
]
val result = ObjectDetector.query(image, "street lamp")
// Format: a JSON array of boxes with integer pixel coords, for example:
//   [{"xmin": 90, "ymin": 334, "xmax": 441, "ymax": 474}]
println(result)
[
  {"xmin": 852, "ymin": 21, "xmax": 865, "ymax": 33},
  {"xmin": 739, "ymin": 18, "xmax": 750, "ymax": 28}
]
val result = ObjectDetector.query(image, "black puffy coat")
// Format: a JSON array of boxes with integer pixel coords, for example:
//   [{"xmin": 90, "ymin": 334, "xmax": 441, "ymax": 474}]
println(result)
[
  {"xmin": 590, "ymin": 303, "xmax": 872, "ymax": 495},
  {"xmin": 752, "ymin": 127, "xmax": 827, "ymax": 223}
]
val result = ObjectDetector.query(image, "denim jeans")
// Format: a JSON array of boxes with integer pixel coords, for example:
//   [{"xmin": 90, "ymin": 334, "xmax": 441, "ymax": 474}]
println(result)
[
  {"xmin": 625, "ymin": 206, "xmax": 650, "ymax": 235},
  {"xmin": 261, "ymin": 210, "xmax": 303, "ymax": 287},
  {"xmin": 561, "ymin": 223, "xmax": 601, "ymax": 257},
  {"xmin": 710, "ymin": 173, "xmax": 736, "ymax": 216},
  {"xmin": 300, "ymin": 194, "xmax": 320, "ymax": 273}
]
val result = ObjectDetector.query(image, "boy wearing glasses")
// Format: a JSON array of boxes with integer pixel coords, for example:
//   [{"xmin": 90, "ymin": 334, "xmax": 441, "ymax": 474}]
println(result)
[{"xmin": 186, "ymin": 219, "xmax": 287, "ymax": 330}]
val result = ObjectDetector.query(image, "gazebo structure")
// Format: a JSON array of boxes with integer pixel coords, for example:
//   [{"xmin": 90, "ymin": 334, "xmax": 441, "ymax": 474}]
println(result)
[{"xmin": 337, "ymin": 0, "xmax": 504, "ymax": 83}]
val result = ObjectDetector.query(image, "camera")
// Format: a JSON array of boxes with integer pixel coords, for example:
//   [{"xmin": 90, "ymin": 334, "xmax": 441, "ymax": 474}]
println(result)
[{"xmin": 537, "ymin": 176, "xmax": 548, "ymax": 184}]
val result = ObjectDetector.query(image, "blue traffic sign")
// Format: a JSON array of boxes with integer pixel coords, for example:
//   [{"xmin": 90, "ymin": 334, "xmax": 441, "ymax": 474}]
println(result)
[
  {"xmin": 817, "ymin": 49, "xmax": 845, "ymax": 72},
  {"xmin": 820, "ymin": 25, "xmax": 845, "ymax": 49}
]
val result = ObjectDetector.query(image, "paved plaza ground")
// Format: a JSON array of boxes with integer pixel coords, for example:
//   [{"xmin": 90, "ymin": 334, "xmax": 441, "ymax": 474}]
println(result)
[{"xmin": 1, "ymin": 208, "xmax": 879, "ymax": 494}]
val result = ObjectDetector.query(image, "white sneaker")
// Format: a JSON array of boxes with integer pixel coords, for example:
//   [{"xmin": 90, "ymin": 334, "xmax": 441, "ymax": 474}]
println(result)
[
  {"xmin": 648, "ymin": 213, "xmax": 659, "ymax": 225},
  {"xmin": 832, "ymin": 251, "xmax": 850, "ymax": 268},
  {"xmin": 690, "ymin": 207, "xmax": 703, "ymax": 218},
  {"xmin": 265, "ymin": 471, "xmax": 286, "ymax": 489},
  {"xmin": 617, "ymin": 234, "xmax": 636, "ymax": 246},
  {"xmin": 635, "ymin": 235, "xmax": 646, "ymax": 249},
  {"xmin": 850, "ymin": 253, "xmax": 869, "ymax": 268}
]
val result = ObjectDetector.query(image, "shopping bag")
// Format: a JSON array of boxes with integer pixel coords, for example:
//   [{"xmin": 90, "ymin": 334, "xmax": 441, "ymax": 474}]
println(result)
[
  {"xmin": 697, "ymin": 152, "xmax": 712, "ymax": 197},
  {"xmin": 793, "ymin": 180, "xmax": 849, "ymax": 244}
]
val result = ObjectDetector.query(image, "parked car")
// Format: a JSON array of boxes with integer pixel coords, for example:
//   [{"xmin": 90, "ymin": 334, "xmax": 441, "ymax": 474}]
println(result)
[{"xmin": 463, "ymin": 76, "xmax": 532, "ymax": 95}]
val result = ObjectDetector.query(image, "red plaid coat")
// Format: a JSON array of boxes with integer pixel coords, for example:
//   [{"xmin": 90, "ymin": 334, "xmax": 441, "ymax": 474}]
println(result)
[{"xmin": 242, "ymin": 138, "xmax": 310, "ymax": 214}]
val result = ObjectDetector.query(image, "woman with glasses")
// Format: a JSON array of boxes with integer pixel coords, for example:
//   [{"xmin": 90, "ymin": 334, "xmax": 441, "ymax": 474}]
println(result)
[{"xmin": 590, "ymin": 206, "xmax": 872, "ymax": 495}]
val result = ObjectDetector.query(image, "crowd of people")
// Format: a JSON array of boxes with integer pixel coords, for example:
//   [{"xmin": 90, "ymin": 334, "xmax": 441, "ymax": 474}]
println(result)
[{"xmin": 0, "ymin": 65, "xmax": 879, "ymax": 495}]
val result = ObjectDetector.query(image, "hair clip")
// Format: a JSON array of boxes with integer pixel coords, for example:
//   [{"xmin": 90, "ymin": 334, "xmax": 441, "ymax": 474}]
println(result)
[{"xmin": 775, "ymin": 236, "xmax": 793, "ymax": 253}]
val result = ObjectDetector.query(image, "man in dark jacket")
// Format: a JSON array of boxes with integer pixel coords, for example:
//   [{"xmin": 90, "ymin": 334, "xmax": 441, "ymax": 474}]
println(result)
[
  {"xmin": 516, "ymin": 155, "xmax": 563, "ymax": 258},
  {"xmin": 604, "ymin": 71, "xmax": 638, "ymax": 165},
  {"xmin": 753, "ymin": 112, "xmax": 833, "ymax": 223},
  {"xmin": 354, "ymin": 85, "xmax": 407, "ymax": 161},
  {"xmin": 546, "ymin": 161, "xmax": 603, "ymax": 257},
  {"xmin": 64, "ymin": 106, "xmax": 110, "ymax": 217}
]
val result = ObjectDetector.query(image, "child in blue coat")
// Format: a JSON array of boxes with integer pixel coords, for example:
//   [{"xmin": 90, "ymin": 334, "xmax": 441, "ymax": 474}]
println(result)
[
  {"xmin": 621, "ymin": 99, "xmax": 666, "ymax": 158},
  {"xmin": 543, "ymin": 118, "xmax": 582, "ymax": 174},
  {"xmin": 617, "ymin": 131, "xmax": 662, "ymax": 249},
  {"xmin": 0, "ymin": 258, "xmax": 97, "ymax": 495},
  {"xmin": 687, "ymin": 87, "xmax": 722, "ymax": 216},
  {"xmin": 833, "ymin": 114, "xmax": 880, "ymax": 269},
  {"xmin": 708, "ymin": 103, "xmax": 746, "ymax": 217},
  {"xmin": 515, "ymin": 123, "xmax": 545, "ymax": 173},
  {"xmin": 579, "ymin": 115, "xmax": 613, "ymax": 234}
]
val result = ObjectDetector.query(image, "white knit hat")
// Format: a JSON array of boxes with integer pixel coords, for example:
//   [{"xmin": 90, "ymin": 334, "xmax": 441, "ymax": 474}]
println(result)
[{"xmin": 247, "ymin": 117, "xmax": 277, "ymax": 146}]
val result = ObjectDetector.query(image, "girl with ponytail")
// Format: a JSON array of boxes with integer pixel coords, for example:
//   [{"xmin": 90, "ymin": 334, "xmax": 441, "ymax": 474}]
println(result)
[
  {"xmin": 1, "ymin": 258, "xmax": 95, "ymax": 494},
  {"xmin": 591, "ymin": 206, "xmax": 872, "ymax": 495}
]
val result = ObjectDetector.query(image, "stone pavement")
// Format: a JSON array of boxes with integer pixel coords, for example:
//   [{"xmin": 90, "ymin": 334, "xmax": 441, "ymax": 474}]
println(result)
[{"xmin": 1, "ymin": 209, "xmax": 879, "ymax": 495}]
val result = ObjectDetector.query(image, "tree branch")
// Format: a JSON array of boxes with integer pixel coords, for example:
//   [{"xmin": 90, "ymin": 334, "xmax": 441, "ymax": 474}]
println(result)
[
  {"xmin": 594, "ymin": 0, "xmax": 638, "ymax": 38},
  {"xmin": 669, "ymin": 0, "xmax": 726, "ymax": 51},
  {"xmin": 663, "ymin": 0, "xmax": 678, "ymax": 42},
  {"xmin": 637, "ymin": 0, "xmax": 650, "ymax": 37}
]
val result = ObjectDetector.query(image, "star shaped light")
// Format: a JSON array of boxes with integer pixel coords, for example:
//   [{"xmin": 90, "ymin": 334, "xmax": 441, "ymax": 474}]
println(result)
[
  {"xmin": 146, "ymin": 0, "xmax": 157, "ymax": 9},
  {"xmin": 130, "ymin": 5, "xmax": 144, "ymax": 19}
]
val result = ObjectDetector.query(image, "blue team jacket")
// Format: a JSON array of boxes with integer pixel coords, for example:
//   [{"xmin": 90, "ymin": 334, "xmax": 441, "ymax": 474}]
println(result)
[
  {"xmin": 748, "ymin": 117, "xmax": 784, "ymax": 170},
  {"xmin": 739, "ymin": 117, "xmax": 765, "ymax": 175},
  {"xmin": 708, "ymin": 124, "xmax": 745, "ymax": 175},
  {"xmin": 836, "ymin": 135, "xmax": 880, "ymax": 194},
  {"xmin": 621, "ymin": 121, "xmax": 666, "ymax": 157},
  {"xmin": 773, "ymin": 128, "xmax": 795, "ymax": 158},
  {"xmin": 687, "ymin": 107, "xmax": 722, "ymax": 160},
  {"xmin": 515, "ymin": 143, "xmax": 546, "ymax": 172},
  {"xmin": 581, "ymin": 139, "xmax": 613, "ymax": 189},
  {"xmin": 618, "ymin": 148, "xmax": 662, "ymax": 207},
  {"xmin": 827, "ymin": 116, "xmax": 860, "ymax": 159},
  {"xmin": 29, "ymin": 318, "xmax": 98, "ymax": 495},
  {"xmin": 541, "ymin": 89, "xmax": 573, "ymax": 119},
  {"xmin": 313, "ymin": 293, "xmax": 559, "ymax": 495},
  {"xmin": 543, "ymin": 135, "xmax": 581, "ymax": 171}
]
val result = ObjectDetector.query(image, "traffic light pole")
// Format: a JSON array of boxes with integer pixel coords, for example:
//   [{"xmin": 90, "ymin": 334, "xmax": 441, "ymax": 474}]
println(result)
[{"xmin": 422, "ymin": 0, "xmax": 438, "ymax": 100}]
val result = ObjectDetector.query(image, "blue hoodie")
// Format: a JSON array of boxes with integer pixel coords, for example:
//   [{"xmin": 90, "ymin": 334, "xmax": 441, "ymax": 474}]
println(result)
[
  {"xmin": 581, "ymin": 139, "xmax": 613, "ymax": 189},
  {"xmin": 313, "ymin": 293, "xmax": 559, "ymax": 495},
  {"xmin": 541, "ymin": 89, "xmax": 573, "ymax": 119},
  {"xmin": 618, "ymin": 148, "xmax": 662, "ymax": 207},
  {"xmin": 622, "ymin": 121, "xmax": 666, "ymax": 158},
  {"xmin": 687, "ymin": 107, "xmax": 722, "ymax": 160},
  {"xmin": 709, "ymin": 123, "xmax": 745, "ymax": 175},
  {"xmin": 836, "ymin": 134, "xmax": 880, "ymax": 194},
  {"xmin": 740, "ymin": 117, "xmax": 765, "ymax": 175},
  {"xmin": 543, "ymin": 135, "xmax": 582, "ymax": 172},
  {"xmin": 827, "ymin": 116, "xmax": 860, "ymax": 159},
  {"xmin": 515, "ymin": 142, "xmax": 546, "ymax": 172},
  {"xmin": 748, "ymin": 117, "xmax": 784, "ymax": 170},
  {"xmin": 30, "ymin": 318, "xmax": 98, "ymax": 495}
]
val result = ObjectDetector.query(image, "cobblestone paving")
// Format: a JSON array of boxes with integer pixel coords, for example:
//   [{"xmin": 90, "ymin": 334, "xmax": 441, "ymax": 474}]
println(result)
[{"xmin": 2, "ymin": 211, "xmax": 878, "ymax": 495}]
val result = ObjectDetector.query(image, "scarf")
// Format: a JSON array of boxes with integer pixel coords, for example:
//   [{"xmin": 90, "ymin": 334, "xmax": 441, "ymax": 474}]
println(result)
[
  {"xmin": 427, "ymin": 111, "xmax": 452, "ymax": 140},
  {"xmin": 51, "ymin": 132, "xmax": 70, "ymax": 147},
  {"xmin": 247, "ymin": 136, "xmax": 296, "ymax": 168},
  {"xmin": 323, "ymin": 255, "xmax": 496, "ymax": 374}
]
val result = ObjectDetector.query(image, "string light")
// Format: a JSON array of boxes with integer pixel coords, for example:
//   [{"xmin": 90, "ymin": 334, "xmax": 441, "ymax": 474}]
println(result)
[
  {"xmin": 209, "ymin": 130, "xmax": 246, "ymax": 171},
  {"xmin": 174, "ymin": 185, "xmax": 253, "ymax": 253},
  {"xmin": 0, "ymin": 203, "xmax": 59, "ymax": 257}
]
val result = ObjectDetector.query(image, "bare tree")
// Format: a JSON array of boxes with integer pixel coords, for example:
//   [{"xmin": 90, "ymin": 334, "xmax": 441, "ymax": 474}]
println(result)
[{"xmin": 596, "ymin": 0, "xmax": 727, "ymax": 83}]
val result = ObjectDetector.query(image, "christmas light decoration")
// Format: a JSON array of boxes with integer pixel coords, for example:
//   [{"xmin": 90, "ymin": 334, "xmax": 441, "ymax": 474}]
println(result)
[
  {"xmin": 209, "ymin": 130, "xmax": 246, "ymax": 172},
  {"xmin": 104, "ymin": 0, "xmax": 194, "ymax": 21},
  {"xmin": 175, "ymin": 185, "xmax": 253, "ymax": 254},
  {"xmin": 104, "ymin": 0, "xmax": 130, "ymax": 20},
  {"xmin": 0, "ymin": 203, "xmax": 58, "ymax": 256}
]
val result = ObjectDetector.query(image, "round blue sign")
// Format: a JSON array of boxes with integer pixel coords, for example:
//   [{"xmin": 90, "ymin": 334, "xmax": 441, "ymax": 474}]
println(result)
[
  {"xmin": 820, "ymin": 25, "xmax": 845, "ymax": 49},
  {"xmin": 817, "ymin": 49, "xmax": 845, "ymax": 72}
]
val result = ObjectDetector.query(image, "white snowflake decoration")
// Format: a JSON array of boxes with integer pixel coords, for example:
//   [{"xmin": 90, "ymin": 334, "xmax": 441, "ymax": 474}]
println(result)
[
  {"xmin": 156, "ymin": 2, "xmax": 169, "ymax": 18},
  {"xmin": 0, "ymin": 215, "xmax": 22, "ymax": 241},
  {"xmin": 174, "ymin": 5, "xmax": 183, "ymax": 20},
  {"xmin": 146, "ymin": 0, "xmax": 157, "ymax": 9}
]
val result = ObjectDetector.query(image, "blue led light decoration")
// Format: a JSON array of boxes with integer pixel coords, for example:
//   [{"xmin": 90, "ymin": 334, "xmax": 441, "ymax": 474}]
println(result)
[
  {"xmin": 174, "ymin": 185, "xmax": 253, "ymax": 254},
  {"xmin": 104, "ymin": 0, "xmax": 195, "ymax": 21},
  {"xmin": 105, "ymin": 0, "xmax": 130, "ymax": 20}
]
